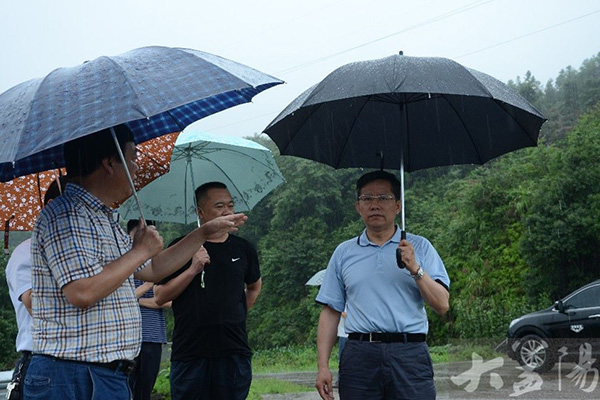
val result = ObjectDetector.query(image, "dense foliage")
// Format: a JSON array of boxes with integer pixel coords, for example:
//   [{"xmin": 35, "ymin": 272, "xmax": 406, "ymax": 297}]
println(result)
[{"xmin": 1, "ymin": 52, "xmax": 599, "ymax": 368}]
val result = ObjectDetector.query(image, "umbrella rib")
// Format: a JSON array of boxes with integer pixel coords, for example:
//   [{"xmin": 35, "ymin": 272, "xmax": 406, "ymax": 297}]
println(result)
[
  {"xmin": 449, "ymin": 69, "xmax": 539, "ymax": 150},
  {"xmin": 13, "ymin": 75, "xmax": 54, "ymax": 166},
  {"xmin": 185, "ymin": 146, "xmax": 283, "ymax": 209},
  {"xmin": 276, "ymin": 103, "xmax": 323, "ymax": 157},
  {"xmin": 181, "ymin": 145, "xmax": 256, "ymax": 211},
  {"xmin": 202, "ymin": 159, "xmax": 252, "ymax": 210},
  {"xmin": 182, "ymin": 140, "xmax": 284, "ymax": 176},
  {"xmin": 102, "ymin": 57, "xmax": 154, "ymax": 118},
  {"xmin": 439, "ymin": 95, "xmax": 485, "ymax": 164},
  {"xmin": 194, "ymin": 147, "xmax": 283, "ymax": 172},
  {"xmin": 334, "ymin": 97, "xmax": 372, "ymax": 168},
  {"xmin": 489, "ymin": 100, "xmax": 540, "ymax": 146}
]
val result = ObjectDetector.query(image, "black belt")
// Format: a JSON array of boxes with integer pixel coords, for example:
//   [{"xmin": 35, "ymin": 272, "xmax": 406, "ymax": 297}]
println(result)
[
  {"xmin": 86, "ymin": 359, "xmax": 137, "ymax": 375},
  {"xmin": 39, "ymin": 355, "xmax": 136, "ymax": 375},
  {"xmin": 348, "ymin": 332, "xmax": 426, "ymax": 343}
]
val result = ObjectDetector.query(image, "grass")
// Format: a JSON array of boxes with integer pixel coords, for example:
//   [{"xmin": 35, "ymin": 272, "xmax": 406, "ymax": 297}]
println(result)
[
  {"xmin": 253, "ymin": 345, "xmax": 325, "ymax": 373},
  {"xmin": 248, "ymin": 378, "xmax": 313, "ymax": 400}
]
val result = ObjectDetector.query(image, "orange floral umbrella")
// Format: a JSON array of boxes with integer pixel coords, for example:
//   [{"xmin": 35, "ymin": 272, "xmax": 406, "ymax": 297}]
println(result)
[{"xmin": 1, "ymin": 132, "xmax": 179, "ymax": 232}]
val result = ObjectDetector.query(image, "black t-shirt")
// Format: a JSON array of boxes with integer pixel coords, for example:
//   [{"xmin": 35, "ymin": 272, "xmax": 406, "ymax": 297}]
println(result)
[{"xmin": 162, "ymin": 234, "xmax": 261, "ymax": 360}]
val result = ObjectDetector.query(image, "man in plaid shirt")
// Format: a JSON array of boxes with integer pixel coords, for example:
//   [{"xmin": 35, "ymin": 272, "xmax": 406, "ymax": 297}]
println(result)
[{"xmin": 24, "ymin": 125, "xmax": 246, "ymax": 400}]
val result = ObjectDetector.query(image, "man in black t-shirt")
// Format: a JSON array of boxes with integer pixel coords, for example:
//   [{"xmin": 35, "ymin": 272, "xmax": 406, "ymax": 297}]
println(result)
[{"xmin": 154, "ymin": 182, "xmax": 262, "ymax": 400}]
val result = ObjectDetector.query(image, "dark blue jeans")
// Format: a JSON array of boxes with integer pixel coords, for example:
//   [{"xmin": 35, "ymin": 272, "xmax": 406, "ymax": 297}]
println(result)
[
  {"xmin": 24, "ymin": 355, "xmax": 131, "ymax": 400},
  {"xmin": 339, "ymin": 340, "xmax": 436, "ymax": 400},
  {"xmin": 170, "ymin": 354, "xmax": 252, "ymax": 400}
]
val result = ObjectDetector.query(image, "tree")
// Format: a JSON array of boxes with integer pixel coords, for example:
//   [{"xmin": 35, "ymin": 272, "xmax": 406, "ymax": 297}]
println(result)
[
  {"xmin": 508, "ymin": 71, "xmax": 543, "ymax": 106},
  {"xmin": 522, "ymin": 104, "xmax": 600, "ymax": 298}
]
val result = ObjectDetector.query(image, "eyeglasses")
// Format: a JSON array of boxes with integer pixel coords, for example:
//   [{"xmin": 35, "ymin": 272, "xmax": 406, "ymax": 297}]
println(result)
[{"xmin": 357, "ymin": 194, "xmax": 396, "ymax": 203}]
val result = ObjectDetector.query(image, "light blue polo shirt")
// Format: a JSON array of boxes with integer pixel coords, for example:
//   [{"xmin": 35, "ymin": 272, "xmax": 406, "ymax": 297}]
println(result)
[{"xmin": 316, "ymin": 226, "xmax": 450, "ymax": 334}]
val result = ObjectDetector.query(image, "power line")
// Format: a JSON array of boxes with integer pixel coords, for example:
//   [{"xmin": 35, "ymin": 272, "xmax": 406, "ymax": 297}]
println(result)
[
  {"xmin": 454, "ymin": 8, "xmax": 600, "ymax": 60},
  {"xmin": 206, "ymin": 6, "xmax": 600, "ymax": 134},
  {"xmin": 276, "ymin": 0, "xmax": 495, "ymax": 76}
]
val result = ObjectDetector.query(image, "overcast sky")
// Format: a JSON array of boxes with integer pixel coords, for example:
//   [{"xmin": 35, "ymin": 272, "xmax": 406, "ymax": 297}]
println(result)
[{"xmin": 1, "ymin": 0, "xmax": 599, "ymax": 139}]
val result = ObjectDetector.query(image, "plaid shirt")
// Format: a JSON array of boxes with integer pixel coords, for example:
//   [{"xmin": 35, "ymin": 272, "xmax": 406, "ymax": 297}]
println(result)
[{"xmin": 31, "ymin": 183, "xmax": 146, "ymax": 362}]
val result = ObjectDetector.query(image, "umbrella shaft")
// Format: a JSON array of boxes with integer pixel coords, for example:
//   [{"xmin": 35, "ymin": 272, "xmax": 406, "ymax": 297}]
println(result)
[
  {"xmin": 111, "ymin": 128, "xmax": 145, "ymax": 223},
  {"xmin": 186, "ymin": 155, "xmax": 201, "ymax": 227},
  {"xmin": 400, "ymin": 147, "xmax": 405, "ymax": 232}
]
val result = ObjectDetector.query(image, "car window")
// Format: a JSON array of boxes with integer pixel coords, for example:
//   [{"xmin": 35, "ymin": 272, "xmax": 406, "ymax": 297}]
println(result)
[{"xmin": 565, "ymin": 285, "xmax": 600, "ymax": 309}]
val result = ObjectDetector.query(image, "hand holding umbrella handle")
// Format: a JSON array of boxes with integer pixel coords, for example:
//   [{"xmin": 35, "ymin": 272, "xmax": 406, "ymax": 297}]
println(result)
[{"xmin": 396, "ymin": 230, "xmax": 406, "ymax": 269}]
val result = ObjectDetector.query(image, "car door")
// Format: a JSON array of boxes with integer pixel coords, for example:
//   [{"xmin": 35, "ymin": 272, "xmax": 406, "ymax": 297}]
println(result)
[{"xmin": 549, "ymin": 284, "xmax": 600, "ymax": 354}]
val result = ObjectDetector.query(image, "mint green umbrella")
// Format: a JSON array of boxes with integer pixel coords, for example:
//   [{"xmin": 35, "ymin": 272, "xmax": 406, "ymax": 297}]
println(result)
[{"xmin": 118, "ymin": 128, "xmax": 284, "ymax": 224}]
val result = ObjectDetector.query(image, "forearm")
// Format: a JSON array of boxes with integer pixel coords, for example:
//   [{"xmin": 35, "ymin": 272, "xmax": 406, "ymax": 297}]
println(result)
[
  {"xmin": 416, "ymin": 275, "xmax": 450, "ymax": 315},
  {"xmin": 245, "ymin": 281, "xmax": 262, "ymax": 310},
  {"xmin": 135, "ymin": 281, "xmax": 154, "ymax": 299},
  {"xmin": 139, "ymin": 297, "xmax": 163, "ymax": 309},
  {"xmin": 154, "ymin": 269, "xmax": 196, "ymax": 305},
  {"xmin": 21, "ymin": 289, "xmax": 33, "ymax": 315},
  {"xmin": 62, "ymin": 248, "xmax": 149, "ymax": 308},
  {"xmin": 145, "ymin": 229, "xmax": 206, "ymax": 282},
  {"xmin": 317, "ymin": 307, "xmax": 340, "ymax": 369}
]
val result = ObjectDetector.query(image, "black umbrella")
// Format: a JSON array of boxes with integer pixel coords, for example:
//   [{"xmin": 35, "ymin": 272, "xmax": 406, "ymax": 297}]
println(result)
[{"xmin": 264, "ymin": 53, "xmax": 546, "ymax": 238}]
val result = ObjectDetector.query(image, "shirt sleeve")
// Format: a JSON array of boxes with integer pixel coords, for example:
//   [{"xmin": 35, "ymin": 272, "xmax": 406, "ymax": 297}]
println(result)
[
  {"xmin": 43, "ymin": 207, "xmax": 106, "ymax": 288},
  {"xmin": 12, "ymin": 243, "xmax": 33, "ymax": 300},
  {"xmin": 244, "ymin": 240, "xmax": 261, "ymax": 285},
  {"xmin": 315, "ymin": 244, "xmax": 346, "ymax": 312}
]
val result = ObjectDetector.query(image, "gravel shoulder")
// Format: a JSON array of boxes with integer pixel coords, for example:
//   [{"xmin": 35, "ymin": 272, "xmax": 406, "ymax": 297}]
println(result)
[{"xmin": 256, "ymin": 359, "xmax": 600, "ymax": 400}]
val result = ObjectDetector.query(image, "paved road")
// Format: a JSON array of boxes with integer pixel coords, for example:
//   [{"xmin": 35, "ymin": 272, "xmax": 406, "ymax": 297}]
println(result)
[{"xmin": 257, "ymin": 358, "xmax": 600, "ymax": 399}]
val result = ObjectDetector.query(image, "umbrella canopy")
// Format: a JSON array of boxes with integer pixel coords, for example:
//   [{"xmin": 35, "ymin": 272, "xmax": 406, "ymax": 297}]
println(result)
[
  {"xmin": 305, "ymin": 269, "xmax": 327, "ymax": 286},
  {"xmin": 264, "ymin": 53, "xmax": 546, "ymax": 233},
  {"xmin": 0, "ymin": 132, "xmax": 179, "ymax": 231},
  {"xmin": 0, "ymin": 46, "xmax": 283, "ymax": 182},
  {"xmin": 118, "ymin": 129, "xmax": 285, "ymax": 224},
  {"xmin": 264, "ymin": 53, "xmax": 545, "ymax": 172}
]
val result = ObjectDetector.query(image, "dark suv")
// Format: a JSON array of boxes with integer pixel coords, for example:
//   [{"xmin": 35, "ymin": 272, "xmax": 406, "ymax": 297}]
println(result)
[{"xmin": 507, "ymin": 279, "xmax": 600, "ymax": 372}]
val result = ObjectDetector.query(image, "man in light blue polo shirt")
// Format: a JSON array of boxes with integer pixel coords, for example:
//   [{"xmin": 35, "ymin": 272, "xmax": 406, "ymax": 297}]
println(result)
[{"xmin": 315, "ymin": 170, "xmax": 450, "ymax": 400}]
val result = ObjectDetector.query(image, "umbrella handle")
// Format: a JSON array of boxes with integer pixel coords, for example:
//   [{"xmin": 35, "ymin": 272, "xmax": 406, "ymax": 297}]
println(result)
[{"xmin": 396, "ymin": 230, "xmax": 406, "ymax": 269}]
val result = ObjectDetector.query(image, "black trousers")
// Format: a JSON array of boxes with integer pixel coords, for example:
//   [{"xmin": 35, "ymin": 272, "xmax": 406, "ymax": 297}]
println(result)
[
  {"xmin": 129, "ymin": 342, "xmax": 163, "ymax": 400},
  {"xmin": 339, "ymin": 340, "xmax": 436, "ymax": 400}
]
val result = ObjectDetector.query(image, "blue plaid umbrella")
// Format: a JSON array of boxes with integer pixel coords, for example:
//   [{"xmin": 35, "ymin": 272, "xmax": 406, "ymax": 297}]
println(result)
[{"xmin": 0, "ymin": 46, "xmax": 283, "ymax": 182}]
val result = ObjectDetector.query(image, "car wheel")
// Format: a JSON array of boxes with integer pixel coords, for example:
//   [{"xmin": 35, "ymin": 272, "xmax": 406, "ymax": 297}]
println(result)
[{"xmin": 516, "ymin": 334, "xmax": 555, "ymax": 373}]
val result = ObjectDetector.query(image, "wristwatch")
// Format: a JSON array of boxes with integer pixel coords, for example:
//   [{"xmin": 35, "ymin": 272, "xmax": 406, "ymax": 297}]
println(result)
[{"xmin": 412, "ymin": 266, "xmax": 425, "ymax": 280}]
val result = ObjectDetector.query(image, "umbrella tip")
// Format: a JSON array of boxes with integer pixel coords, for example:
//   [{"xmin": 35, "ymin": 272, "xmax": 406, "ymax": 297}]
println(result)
[{"xmin": 399, "ymin": 50, "xmax": 404, "ymax": 56}]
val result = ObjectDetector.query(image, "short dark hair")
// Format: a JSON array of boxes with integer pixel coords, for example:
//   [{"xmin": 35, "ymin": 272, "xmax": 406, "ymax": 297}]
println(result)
[
  {"xmin": 356, "ymin": 170, "xmax": 401, "ymax": 200},
  {"xmin": 63, "ymin": 124, "xmax": 134, "ymax": 177},
  {"xmin": 44, "ymin": 175, "xmax": 69, "ymax": 205},
  {"xmin": 195, "ymin": 182, "xmax": 228, "ymax": 206},
  {"xmin": 126, "ymin": 219, "xmax": 155, "ymax": 234}
]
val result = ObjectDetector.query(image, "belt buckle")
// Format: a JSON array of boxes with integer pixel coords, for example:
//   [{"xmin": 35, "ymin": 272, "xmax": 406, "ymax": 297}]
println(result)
[{"xmin": 369, "ymin": 333, "xmax": 381, "ymax": 343}]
